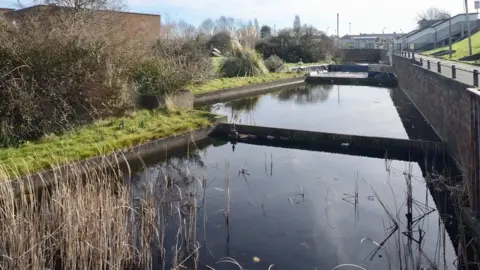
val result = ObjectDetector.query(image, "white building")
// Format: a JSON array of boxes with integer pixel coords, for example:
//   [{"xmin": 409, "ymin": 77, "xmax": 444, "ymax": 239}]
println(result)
[
  {"xmin": 339, "ymin": 33, "xmax": 401, "ymax": 49},
  {"xmin": 400, "ymin": 13, "xmax": 479, "ymax": 52}
]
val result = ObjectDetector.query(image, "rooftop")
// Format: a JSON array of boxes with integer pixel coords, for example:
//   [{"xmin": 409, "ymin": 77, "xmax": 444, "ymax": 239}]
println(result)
[{"xmin": 2, "ymin": 4, "xmax": 160, "ymax": 17}]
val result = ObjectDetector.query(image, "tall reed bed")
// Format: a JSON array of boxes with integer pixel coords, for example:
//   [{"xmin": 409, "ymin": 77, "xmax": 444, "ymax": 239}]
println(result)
[{"xmin": 0, "ymin": 157, "xmax": 202, "ymax": 270}]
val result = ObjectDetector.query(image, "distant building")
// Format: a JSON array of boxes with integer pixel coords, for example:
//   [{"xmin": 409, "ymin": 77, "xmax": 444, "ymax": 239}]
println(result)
[
  {"xmin": 0, "ymin": 7, "xmax": 14, "ymax": 14},
  {"xmin": 339, "ymin": 33, "xmax": 401, "ymax": 49},
  {"xmin": 1, "ymin": 5, "xmax": 161, "ymax": 47},
  {"xmin": 399, "ymin": 13, "xmax": 479, "ymax": 52}
]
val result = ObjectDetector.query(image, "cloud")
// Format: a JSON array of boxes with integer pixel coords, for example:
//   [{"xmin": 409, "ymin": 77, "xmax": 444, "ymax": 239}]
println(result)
[{"xmin": 126, "ymin": 0, "xmax": 467, "ymax": 33}]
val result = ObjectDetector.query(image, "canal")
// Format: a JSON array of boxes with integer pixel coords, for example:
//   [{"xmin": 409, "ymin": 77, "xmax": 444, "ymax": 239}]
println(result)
[{"xmin": 128, "ymin": 84, "xmax": 460, "ymax": 269}]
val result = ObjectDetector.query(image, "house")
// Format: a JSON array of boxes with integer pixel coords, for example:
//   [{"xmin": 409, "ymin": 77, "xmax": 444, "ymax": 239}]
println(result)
[{"xmin": 1, "ymin": 5, "xmax": 161, "ymax": 47}]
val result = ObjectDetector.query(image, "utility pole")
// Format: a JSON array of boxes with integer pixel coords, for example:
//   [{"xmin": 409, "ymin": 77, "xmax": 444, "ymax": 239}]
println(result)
[
  {"xmin": 337, "ymin": 13, "xmax": 340, "ymax": 37},
  {"xmin": 466, "ymin": 0, "xmax": 473, "ymax": 55},
  {"xmin": 349, "ymin": 22, "xmax": 351, "ymax": 35}
]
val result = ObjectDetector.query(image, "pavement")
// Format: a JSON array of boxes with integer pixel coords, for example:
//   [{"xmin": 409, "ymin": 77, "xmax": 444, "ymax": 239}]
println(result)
[{"xmin": 396, "ymin": 52, "xmax": 479, "ymax": 87}]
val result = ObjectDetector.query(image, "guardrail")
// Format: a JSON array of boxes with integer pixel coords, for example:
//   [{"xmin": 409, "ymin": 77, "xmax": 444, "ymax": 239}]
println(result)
[{"xmin": 396, "ymin": 51, "xmax": 479, "ymax": 87}]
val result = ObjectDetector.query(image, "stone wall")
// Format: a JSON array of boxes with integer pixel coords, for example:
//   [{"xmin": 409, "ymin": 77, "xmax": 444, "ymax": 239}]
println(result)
[{"xmin": 392, "ymin": 54, "xmax": 480, "ymax": 215}]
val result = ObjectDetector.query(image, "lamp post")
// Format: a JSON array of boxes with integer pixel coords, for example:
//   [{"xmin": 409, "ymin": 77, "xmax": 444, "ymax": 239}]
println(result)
[{"xmin": 466, "ymin": 0, "xmax": 473, "ymax": 56}]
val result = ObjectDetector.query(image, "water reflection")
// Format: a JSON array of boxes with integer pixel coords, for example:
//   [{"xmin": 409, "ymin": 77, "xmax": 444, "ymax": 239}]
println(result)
[
  {"xmin": 129, "ymin": 139, "xmax": 458, "ymax": 269},
  {"xmin": 211, "ymin": 85, "xmax": 415, "ymax": 139},
  {"xmin": 276, "ymin": 84, "xmax": 333, "ymax": 104}
]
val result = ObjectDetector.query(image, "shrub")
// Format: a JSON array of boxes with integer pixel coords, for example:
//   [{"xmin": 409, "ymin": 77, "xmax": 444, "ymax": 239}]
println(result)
[
  {"xmin": 219, "ymin": 40, "xmax": 268, "ymax": 77},
  {"xmin": 206, "ymin": 31, "xmax": 232, "ymax": 55},
  {"xmin": 255, "ymin": 27, "xmax": 337, "ymax": 63},
  {"xmin": 0, "ymin": 12, "xmax": 141, "ymax": 146},
  {"xmin": 264, "ymin": 55, "xmax": 284, "ymax": 72},
  {"xmin": 134, "ymin": 38, "xmax": 212, "ymax": 96}
]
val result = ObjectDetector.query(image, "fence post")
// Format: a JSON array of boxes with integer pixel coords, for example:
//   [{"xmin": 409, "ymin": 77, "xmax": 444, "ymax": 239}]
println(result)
[
  {"xmin": 474, "ymin": 69, "xmax": 479, "ymax": 87},
  {"xmin": 452, "ymin": 65, "xmax": 456, "ymax": 79},
  {"xmin": 437, "ymin": 62, "xmax": 441, "ymax": 73},
  {"xmin": 427, "ymin": 60, "xmax": 431, "ymax": 69}
]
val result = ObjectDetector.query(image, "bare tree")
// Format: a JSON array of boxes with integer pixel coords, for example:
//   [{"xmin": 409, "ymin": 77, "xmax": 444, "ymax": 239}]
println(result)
[
  {"xmin": 416, "ymin": 7, "xmax": 451, "ymax": 21},
  {"xmin": 254, "ymin": 18, "xmax": 259, "ymax": 35},
  {"xmin": 215, "ymin": 16, "xmax": 236, "ymax": 35},
  {"xmin": 198, "ymin": 18, "xmax": 215, "ymax": 36},
  {"xmin": 36, "ymin": 0, "xmax": 125, "ymax": 11}
]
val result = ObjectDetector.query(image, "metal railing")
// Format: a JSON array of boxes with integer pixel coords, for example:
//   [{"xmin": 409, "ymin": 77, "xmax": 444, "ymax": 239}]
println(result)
[{"xmin": 396, "ymin": 51, "xmax": 479, "ymax": 87}]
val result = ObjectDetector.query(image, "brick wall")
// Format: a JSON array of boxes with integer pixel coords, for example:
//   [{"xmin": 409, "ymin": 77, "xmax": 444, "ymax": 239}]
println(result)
[
  {"xmin": 3, "ymin": 5, "xmax": 160, "ymax": 47},
  {"xmin": 392, "ymin": 55, "xmax": 480, "ymax": 214},
  {"xmin": 0, "ymin": 8, "xmax": 14, "ymax": 14},
  {"xmin": 393, "ymin": 55, "xmax": 471, "ymax": 171}
]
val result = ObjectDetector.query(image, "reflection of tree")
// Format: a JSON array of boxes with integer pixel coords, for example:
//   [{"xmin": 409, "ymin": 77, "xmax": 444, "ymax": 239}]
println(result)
[
  {"xmin": 276, "ymin": 84, "xmax": 333, "ymax": 104},
  {"xmin": 223, "ymin": 96, "xmax": 260, "ymax": 114},
  {"xmin": 223, "ymin": 96, "xmax": 260, "ymax": 124}
]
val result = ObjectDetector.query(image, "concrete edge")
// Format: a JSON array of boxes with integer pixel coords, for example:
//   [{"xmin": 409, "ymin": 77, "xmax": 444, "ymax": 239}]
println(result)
[
  {"xmin": 193, "ymin": 77, "xmax": 306, "ymax": 106},
  {"xmin": 213, "ymin": 123, "xmax": 447, "ymax": 155},
  {"xmin": 5, "ymin": 114, "xmax": 228, "ymax": 195}
]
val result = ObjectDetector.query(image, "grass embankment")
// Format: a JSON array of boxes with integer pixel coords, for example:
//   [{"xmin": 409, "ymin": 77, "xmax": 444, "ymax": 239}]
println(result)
[
  {"xmin": 0, "ymin": 109, "xmax": 216, "ymax": 177},
  {"xmin": 188, "ymin": 72, "xmax": 304, "ymax": 95},
  {"xmin": 423, "ymin": 31, "xmax": 480, "ymax": 62},
  {"xmin": 284, "ymin": 62, "xmax": 328, "ymax": 69}
]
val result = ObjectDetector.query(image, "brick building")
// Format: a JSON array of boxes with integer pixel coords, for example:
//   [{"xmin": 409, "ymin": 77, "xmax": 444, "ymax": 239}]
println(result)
[{"xmin": 1, "ymin": 5, "xmax": 161, "ymax": 47}]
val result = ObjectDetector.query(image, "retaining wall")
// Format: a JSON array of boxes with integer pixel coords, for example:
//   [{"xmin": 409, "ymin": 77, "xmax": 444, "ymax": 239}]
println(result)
[
  {"xmin": 193, "ymin": 77, "xmax": 305, "ymax": 106},
  {"xmin": 339, "ymin": 49, "xmax": 382, "ymax": 63},
  {"xmin": 392, "ymin": 54, "xmax": 480, "ymax": 217},
  {"xmin": 7, "ymin": 115, "xmax": 227, "ymax": 195},
  {"xmin": 212, "ymin": 123, "xmax": 446, "ymax": 160}
]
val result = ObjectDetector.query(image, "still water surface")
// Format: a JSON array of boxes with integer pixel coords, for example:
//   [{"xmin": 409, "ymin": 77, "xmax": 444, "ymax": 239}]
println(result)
[
  {"xmin": 130, "ymin": 85, "xmax": 454, "ymax": 269},
  {"xmin": 209, "ymin": 85, "xmax": 434, "ymax": 140},
  {"xmin": 131, "ymin": 140, "xmax": 455, "ymax": 269}
]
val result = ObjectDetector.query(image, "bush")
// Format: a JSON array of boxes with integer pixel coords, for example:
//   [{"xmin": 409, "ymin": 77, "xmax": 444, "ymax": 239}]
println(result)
[
  {"xmin": 206, "ymin": 31, "xmax": 232, "ymax": 55},
  {"xmin": 219, "ymin": 39, "xmax": 268, "ymax": 77},
  {"xmin": 264, "ymin": 55, "xmax": 284, "ymax": 72},
  {"xmin": 255, "ymin": 27, "xmax": 337, "ymax": 63},
  {"xmin": 134, "ymin": 38, "xmax": 212, "ymax": 96},
  {"xmin": 0, "ymin": 12, "xmax": 141, "ymax": 146}
]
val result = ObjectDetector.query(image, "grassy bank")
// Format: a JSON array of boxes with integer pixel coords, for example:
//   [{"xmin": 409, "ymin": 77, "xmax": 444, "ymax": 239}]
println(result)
[
  {"xmin": 284, "ymin": 62, "xmax": 328, "ymax": 69},
  {"xmin": 188, "ymin": 72, "xmax": 304, "ymax": 95},
  {"xmin": 423, "ymin": 31, "xmax": 480, "ymax": 62},
  {"xmin": 0, "ymin": 109, "xmax": 216, "ymax": 178}
]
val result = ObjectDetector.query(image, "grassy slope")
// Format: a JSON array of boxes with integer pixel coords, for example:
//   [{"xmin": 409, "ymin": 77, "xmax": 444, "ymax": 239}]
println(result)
[
  {"xmin": 0, "ymin": 110, "xmax": 216, "ymax": 177},
  {"xmin": 284, "ymin": 62, "xmax": 328, "ymax": 69},
  {"xmin": 188, "ymin": 72, "xmax": 304, "ymax": 95},
  {"xmin": 422, "ymin": 31, "xmax": 480, "ymax": 60}
]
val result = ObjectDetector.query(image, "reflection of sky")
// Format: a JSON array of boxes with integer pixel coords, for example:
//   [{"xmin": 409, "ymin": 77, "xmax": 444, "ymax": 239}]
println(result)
[
  {"xmin": 132, "ymin": 141, "xmax": 457, "ymax": 269},
  {"xmin": 212, "ymin": 85, "xmax": 410, "ymax": 139}
]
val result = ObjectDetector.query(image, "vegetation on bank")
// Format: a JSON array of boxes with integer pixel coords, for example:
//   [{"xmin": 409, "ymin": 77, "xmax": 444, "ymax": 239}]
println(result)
[
  {"xmin": 188, "ymin": 72, "xmax": 303, "ymax": 94},
  {"xmin": 422, "ymin": 31, "xmax": 480, "ymax": 62},
  {"xmin": 0, "ymin": 109, "xmax": 216, "ymax": 177},
  {"xmin": 0, "ymin": 9, "xmax": 336, "ymax": 177}
]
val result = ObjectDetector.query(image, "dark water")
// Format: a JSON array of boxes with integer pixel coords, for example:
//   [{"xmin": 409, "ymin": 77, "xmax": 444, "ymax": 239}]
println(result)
[
  {"xmin": 129, "ymin": 85, "xmax": 458, "ymax": 269},
  {"xmin": 208, "ymin": 85, "xmax": 435, "ymax": 140},
  {"xmin": 130, "ymin": 139, "xmax": 456, "ymax": 269}
]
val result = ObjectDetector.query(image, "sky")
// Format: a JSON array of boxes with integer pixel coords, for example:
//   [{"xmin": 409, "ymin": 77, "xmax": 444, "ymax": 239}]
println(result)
[{"xmin": 0, "ymin": 0, "xmax": 475, "ymax": 35}]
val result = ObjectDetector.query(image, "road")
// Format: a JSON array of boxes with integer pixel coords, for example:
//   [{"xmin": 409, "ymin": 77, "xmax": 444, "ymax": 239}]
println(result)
[{"xmin": 396, "ymin": 53, "xmax": 479, "ymax": 87}]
